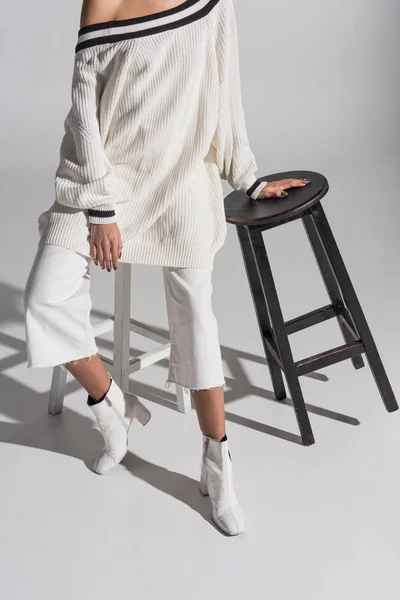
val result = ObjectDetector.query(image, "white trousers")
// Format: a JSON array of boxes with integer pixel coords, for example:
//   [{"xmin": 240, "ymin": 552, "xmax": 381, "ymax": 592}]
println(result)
[{"xmin": 23, "ymin": 243, "xmax": 226, "ymax": 390}]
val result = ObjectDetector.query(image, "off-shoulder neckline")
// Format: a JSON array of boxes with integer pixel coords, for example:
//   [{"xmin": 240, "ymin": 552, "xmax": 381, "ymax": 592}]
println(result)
[
  {"xmin": 78, "ymin": 0, "xmax": 199, "ymax": 36},
  {"xmin": 75, "ymin": 0, "xmax": 222, "ymax": 53}
]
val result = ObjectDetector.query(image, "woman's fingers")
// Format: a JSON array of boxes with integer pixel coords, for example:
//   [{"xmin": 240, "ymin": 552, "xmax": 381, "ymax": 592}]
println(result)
[
  {"xmin": 90, "ymin": 242, "xmax": 97, "ymax": 265},
  {"xmin": 284, "ymin": 178, "xmax": 309, "ymax": 188},
  {"xmin": 97, "ymin": 244, "xmax": 104, "ymax": 269},
  {"xmin": 111, "ymin": 240, "xmax": 119, "ymax": 270},
  {"xmin": 94, "ymin": 242, "xmax": 117, "ymax": 271},
  {"xmin": 257, "ymin": 178, "xmax": 310, "ymax": 199},
  {"xmin": 118, "ymin": 235, "xmax": 123, "ymax": 262},
  {"xmin": 274, "ymin": 178, "xmax": 310, "ymax": 197},
  {"xmin": 103, "ymin": 242, "xmax": 112, "ymax": 271},
  {"xmin": 90, "ymin": 223, "xmax": 122, "ymax": 270}
]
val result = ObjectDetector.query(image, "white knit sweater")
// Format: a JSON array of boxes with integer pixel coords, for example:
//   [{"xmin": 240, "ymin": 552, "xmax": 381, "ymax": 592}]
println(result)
[{"xmin": 38, "ymin": 0, "xmax": 268, "ymax": 269}]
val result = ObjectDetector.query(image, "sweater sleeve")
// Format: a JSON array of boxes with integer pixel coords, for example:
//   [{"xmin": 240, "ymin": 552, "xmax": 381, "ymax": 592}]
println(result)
[
  {"xmin": 54, "ymin": 49, "xmax": 118, "ymax": 224},
  {"xmin": 211, "ymin": 0, "xmax": 268, "ymax": 200}
]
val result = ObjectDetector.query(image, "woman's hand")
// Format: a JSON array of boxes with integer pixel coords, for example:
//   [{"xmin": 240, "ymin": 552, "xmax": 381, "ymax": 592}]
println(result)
[
  {"xmin": 89, "ymin": 223, "xmax": 123, "ymax": 271},
  {"xmin": 256, "ymin": 178, "xmax": 310, "ymax": 199}
]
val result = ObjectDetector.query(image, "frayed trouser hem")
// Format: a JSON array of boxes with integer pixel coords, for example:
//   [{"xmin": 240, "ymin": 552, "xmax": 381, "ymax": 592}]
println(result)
[
  {"xmin": 165, "ymin": 379, "xmax": 227, "ymax": 394},
  {"xmin": 60, "ymin": 353, "xmax": 97, "ymax": 371},
  {"xmin": 27, "ymin": 348, "xmax": 98, "ymax": 370}
]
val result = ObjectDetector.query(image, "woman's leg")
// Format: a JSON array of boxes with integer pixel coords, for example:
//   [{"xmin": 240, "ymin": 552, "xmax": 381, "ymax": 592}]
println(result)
[
  {"xmin": 24, "ymin": 242, "xmax": 151, "ymax": 474},
  {"xmin": 191, "ymin": 387, "xmax": 226, "ymax": 441},
  {"xmin": 163, "ymin": 266, "xmax": 244, "ymax": 535},
  {"xmin": 162, "ymin": 263, "xmax": 226, "ymax": 438},
  {"xmin": 63, "ymin": 355, "xmax": 111, "ymax": 401},
  {"xmin": 24, "ymin": 242, "xmax": 110, "ymax": 399},
  {"xmin": 162, "ymin": 266, "xmax": 227, "ymax": 434}
]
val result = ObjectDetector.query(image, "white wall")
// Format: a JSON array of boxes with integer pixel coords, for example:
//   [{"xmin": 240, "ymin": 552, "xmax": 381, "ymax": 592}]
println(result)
[{"xmin": 2, "ymin": 0, "xmax": 399, "ymax": 174}]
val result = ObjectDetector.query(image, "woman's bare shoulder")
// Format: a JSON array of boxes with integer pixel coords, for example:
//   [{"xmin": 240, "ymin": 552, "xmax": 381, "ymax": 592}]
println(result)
[
  {"xmin": 80, "ymin": 0, "xmax": 190, "ymax": 28},
  {"xmin": 80, "ymin": 0, "xmax": 122, "ymax": 28}
]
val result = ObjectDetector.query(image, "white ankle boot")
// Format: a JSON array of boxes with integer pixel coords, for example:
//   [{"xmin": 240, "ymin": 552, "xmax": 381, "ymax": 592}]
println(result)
[
  {"xmin": 88, "ymin": 376, "xmax": 151, "ymax": 475},
  {"xmin": 199, "ymin": 434, "xmax": 245, "ymax": 535}
]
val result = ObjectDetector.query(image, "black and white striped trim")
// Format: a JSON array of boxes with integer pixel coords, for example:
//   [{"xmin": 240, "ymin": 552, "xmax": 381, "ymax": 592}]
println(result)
[
  {"xmin": 88, "ymin": 207, "xmax": 117, "ymax": 225},
  {"xmin": 76, "ymin": 0, "xmax": 222, "ymax": 53},
  {"xmin": 88, "ymin": 209, "xmax": 116, "ymax": 219},
  {"xmin": 246, "ymin": 179, "xmax": 268, "ymax": 200}
]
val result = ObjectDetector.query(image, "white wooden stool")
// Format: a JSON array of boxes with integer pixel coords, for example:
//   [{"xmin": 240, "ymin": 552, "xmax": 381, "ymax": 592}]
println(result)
[{"xmin": 48, "ymin": 263, "xmax": 192, "ymax": 415}]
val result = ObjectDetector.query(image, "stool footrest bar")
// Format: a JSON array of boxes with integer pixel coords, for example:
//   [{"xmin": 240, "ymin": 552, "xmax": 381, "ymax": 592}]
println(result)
[
  {"xmin": 263, "ymin": 337, "xmax": 283, "ymax": 369},
  {"xmin": 129, "ymin": 318, "xmax": 170, "ymax": 345},
  {"xmin": 92, "ymin": 318, "xmax": 115, "ymax": 337},
  {"xmin": 295, "ymin": 342, "xmax": 365, "ymax": 376},
  {"xmin": 126, "ymin": 343, "xmax": 171, "ymax": 374},
  {"xmin": 285, "ymin": 305, "xmax": 336, "ymax": 335},
  {"xmin": 336, "ymin": 306, "xmax": 359, "ymax": 341},
  {"xmin": 98, "ymin": 354, "xmax": 114, "ymax": 366}
]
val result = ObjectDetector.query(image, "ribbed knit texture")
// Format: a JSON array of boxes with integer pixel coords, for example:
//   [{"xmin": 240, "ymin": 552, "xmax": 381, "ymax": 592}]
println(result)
[{"xmin": 38, "ymin": 0, "xmax": 266, "ymax": 270}]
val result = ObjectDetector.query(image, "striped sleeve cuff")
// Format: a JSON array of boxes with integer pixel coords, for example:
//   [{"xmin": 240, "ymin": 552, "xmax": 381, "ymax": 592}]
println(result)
[
  {"xmin": 246, "ymin": 179, "xmax": 268, "ymax": 200},
  {"xmin": 88, "ymin": 205, "xmax": 117, "ymax": 225}
]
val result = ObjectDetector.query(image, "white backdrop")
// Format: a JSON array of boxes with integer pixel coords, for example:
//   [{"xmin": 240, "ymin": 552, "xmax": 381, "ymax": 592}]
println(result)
[
  {"xmin": 1, "ymin": 2, "xmax": 400, "ymax": 598},
  {"xmin": 2, "ymin": 0, "xmax": 398, "ymax": 367}
]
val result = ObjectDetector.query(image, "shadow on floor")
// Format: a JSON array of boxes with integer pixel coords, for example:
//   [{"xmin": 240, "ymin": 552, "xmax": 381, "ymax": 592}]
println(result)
[
  {"xmin": 0, "ymin": 371, "xmax": 217, "ymax": 528},
  {"xmin": 0, "ymin": 281, "xmax": 360, "ymax": 525}
]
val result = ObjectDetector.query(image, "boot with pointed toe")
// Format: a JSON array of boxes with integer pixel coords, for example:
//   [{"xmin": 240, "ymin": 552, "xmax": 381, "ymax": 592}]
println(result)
[
  {"xmin": 199, "ymin": 434, "xmax": 245, "ymax": 535},
  {"xmin": 88, "ymin": 377, "xmax": 151, "ymax": 475}
]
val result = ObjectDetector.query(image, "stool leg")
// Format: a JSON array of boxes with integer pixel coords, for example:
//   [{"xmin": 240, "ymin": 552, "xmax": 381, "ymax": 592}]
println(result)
[
  {"xmin": 248, "ymin": 228, "xmax": 315, "ymax": 445},
  {"xmin": 175, "ymin": 385, "xmax": 192, "ymax": 414},
  {"xmin": 310, "ymin": 203, "xmax": 398, "ymax": 413},
  {"xmin": 114, "ymin": 264, "xmax": 131, "ymax": 392},
  {"xmin": 237, "ymin": 226, "xmax": 286, "ymax": 401},
  {"xmin": 48, "ymin": 366, "xmax": 67, "ymax": 415},
  {"xmin": 302, "ymin": 213, "xmax": 364, "ymax": 370}
]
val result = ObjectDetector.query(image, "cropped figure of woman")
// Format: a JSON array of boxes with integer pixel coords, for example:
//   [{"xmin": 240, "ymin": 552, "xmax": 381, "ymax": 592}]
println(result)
[{"xmin": 24, "ymin": 0, "xmax": 309, "ymax": 535}]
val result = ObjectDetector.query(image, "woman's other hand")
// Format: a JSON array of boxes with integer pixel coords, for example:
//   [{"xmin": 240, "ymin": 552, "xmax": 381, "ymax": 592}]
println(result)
[
  {"xmin": 256, "ymin": 178, "xmax": 310, "ymax": 199},
  {"xmin": 89, "ymin": 223, "xmax": 123, "ymax": 271}
]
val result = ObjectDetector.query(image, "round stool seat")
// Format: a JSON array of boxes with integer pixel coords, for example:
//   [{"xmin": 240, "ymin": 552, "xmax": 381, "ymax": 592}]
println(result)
[{"xmin": 224, "ymin": 170, "xmax": 329, "ymax": 226}]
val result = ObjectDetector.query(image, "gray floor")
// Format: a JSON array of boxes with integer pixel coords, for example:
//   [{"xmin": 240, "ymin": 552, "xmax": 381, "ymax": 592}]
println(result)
[{"xmin": 1, "ymin": 155, "xmax": 400, "ymax": 599}]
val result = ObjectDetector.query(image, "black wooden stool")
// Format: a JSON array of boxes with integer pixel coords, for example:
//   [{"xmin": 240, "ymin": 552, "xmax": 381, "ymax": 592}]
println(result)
[{"xmin": 224, "ymin": 170, "xmax": 398, "ymax": 446}]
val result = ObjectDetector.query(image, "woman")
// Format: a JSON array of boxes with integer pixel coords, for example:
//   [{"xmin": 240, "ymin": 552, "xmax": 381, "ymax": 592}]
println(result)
[{"xmin": 24, "ymin": 0, "xmax": 309, "ymax": 536}]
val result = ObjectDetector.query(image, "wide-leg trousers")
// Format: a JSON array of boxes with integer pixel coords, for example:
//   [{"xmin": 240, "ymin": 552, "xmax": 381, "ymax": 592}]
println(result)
[{"xmin": 23, "ymin": 243, "xmax": 226, "ymax": 390}]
